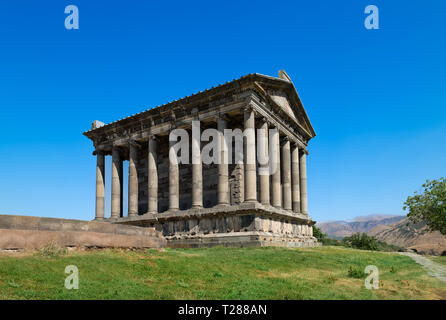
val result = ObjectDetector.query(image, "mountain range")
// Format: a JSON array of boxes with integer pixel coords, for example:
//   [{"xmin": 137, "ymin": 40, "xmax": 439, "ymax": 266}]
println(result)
[
  {"xmin": 318, "ymin": 214, "xmax": 446, "ymax": 255},
  {"xmin": 317, "ymin": 214, "xmax": 406, "ymax": 239}
]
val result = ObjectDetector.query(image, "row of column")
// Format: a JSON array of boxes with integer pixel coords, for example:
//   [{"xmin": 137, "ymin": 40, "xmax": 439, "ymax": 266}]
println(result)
[
  {"xmin": 94, "ymin": 109, "xmax": 308, "ymax": 220},
  {"xmin": 256, "ymin": 117, "xmax": 308, "ymax": 214}
]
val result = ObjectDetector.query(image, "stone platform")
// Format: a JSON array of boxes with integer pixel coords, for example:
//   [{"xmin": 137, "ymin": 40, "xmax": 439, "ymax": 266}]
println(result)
[
  {"xmin": 0, "ymin": 215, "xmax": 166, "ymax": 250},
  {"xmin": 113, "ymin": 202, "xmax": 319, "ymax": 248}
]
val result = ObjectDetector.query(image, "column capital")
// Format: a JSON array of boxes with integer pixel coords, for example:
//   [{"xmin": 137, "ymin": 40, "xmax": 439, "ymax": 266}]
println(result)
[
  {"xmin": 291, "ymin": 140, "xmax": 300, "ymax": 149},
  {"xmin": 268, "ymin": 122, "xmax": 280, "ymax": 131},
  {"xmin": 148, "ymin": 134, "xmax": 158, "ymax": 142},
  {"xmin": 191, "ymin": 108, "xmax": 201, "ymax": 122},
  {"xmin": 216, "ymin": 112, "xmax": 229, "ymax": 123},
  {"xmin": 280, "ymin": 135, "xmax": 290, "ymax": 145},
  {"xmin": 169, "ymin": 121, "xmax": 178, "ymax": 130},
  {"xmin": 258, "ymin": 117, "xmax": 270, "ymax": 127},
  {"xmin": 128, "ymin": 140, "xmax": 143, "ymax": 149},
  {"xmin": 243, "ymin": 103, "xmax": 257, "ymax": 115}
]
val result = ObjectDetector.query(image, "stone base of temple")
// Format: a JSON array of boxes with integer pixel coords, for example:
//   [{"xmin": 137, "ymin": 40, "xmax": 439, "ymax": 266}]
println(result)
[
  {"xmin": 166, "ymin": 232, "xmax": 319, "ymax": 248},
  {"xmin": 114, "ymin": 202, "xmax": 319, "ymax": 248}
]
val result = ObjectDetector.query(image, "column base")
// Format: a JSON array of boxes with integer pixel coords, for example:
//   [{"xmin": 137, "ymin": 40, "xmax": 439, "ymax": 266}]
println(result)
[{"xmin": 216, "ymin": 203, "xmax": 230, "ymax": 207}]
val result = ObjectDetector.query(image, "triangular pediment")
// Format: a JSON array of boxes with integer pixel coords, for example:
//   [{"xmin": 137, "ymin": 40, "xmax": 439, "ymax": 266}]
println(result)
[
  {"xmin": 254, "ymin": 73, "xmax": 316, "ymax": 140},
  {"xmin": 268, "ymin": 90, "xmax": 298, "ymax": 123}
]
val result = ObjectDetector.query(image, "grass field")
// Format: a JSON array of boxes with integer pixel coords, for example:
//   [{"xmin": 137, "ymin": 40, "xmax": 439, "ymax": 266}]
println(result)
[
  {"xmin": 0, "ymin": 246, "xmax": 445, "ymax": 300},
  {"xmin": 433, "ymin": 256, "xmax": 446, "ymax": 267}
]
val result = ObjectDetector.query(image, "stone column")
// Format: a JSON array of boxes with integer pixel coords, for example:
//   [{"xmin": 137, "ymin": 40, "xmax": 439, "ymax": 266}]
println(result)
[
  {"xmin": 291, "ymin": 143, "xmax": 301, "ymax": 213},
  {"xmin": 299, "ymin": 150, "xmax": 308, "ymax": 215},
  {"xmin": 169, "ymin": 137, "xmax": 180, "ymax": 211},
  {"xmin": 258, "ymin": 120, "xmax": 270, "ymax": 205},
  {"xmin": 95, "ymin": 151, "xmax": 105, "ymax": 220},
  {"xmin": 128, "ymin": 144, "xmax": 138, "ymax": 216},
  {"xmin": 281, "ymin": 137, "xmax": 292, "ymax": 211},
  {"xmin": 111, "ymin": 148, "xmax": 123, "ymax": 218},
  {"xmin": 217, "ymin": 117, "xmax": 230, "ymax": 205},
  {"xmin": 148, "ymin": 136, "xmax": 158, "ymax": 213},
  {"xmin": 244, "ymin": 107, "xmax": 257, "ymax": 202},
  {"xmin": 271, "ymin": 128, "xmax": 281, "ymax": 208},
  {"xmin": 191, "ymin": 117, "xmax": 203, "ymax": 208}
]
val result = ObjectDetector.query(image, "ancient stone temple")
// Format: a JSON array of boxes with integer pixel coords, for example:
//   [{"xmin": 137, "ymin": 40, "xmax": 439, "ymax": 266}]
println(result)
[{"xmin": 83, "ymin": 71, "xmax": 318, "ymax": 247}]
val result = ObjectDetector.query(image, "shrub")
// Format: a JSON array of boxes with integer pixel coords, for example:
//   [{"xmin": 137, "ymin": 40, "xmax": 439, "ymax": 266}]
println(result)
[
  {"xmin": 36, "ymin": 241, "xmax": 67, "ymax": 258},
  {"xmin": 321, "ymin": 238, "xmax": 344, "ymax": 246},
  {"xmin": 343, "ymin": 233, "xmax": 378, "ymax": 251},
  {"xmin": 313, "ymin": 226, "xmax": 326, "ymax": 241},
  {"xmin": 376, "ymin": 241, "xmax": 405, "ymax": 252},
  {"xmin": 347, "ymin": 266, "xmax": 364, "ymax": 279}
]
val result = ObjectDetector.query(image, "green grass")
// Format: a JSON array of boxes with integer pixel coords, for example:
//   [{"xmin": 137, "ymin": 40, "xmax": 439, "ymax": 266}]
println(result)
[
  {"xmin": 0, "ymin": 246, "xmax": 445, "ymax": 300},
  {"xmin": 433, "ymin": 256, "xmax": 446, "ymax": 267}
]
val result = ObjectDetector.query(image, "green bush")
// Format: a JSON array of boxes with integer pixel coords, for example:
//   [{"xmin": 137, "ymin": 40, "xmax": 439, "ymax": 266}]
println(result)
[
  {"xmin": 312, "ymin": 226, "xmax": 326, "ymax": 241},
  {"xmin": 343, "ymin": 233, "xmax": 378, "ymax": 251},
  {"xmin": 313, "ymin": 227, "xmax": 401, "ymax": 252},
  {"xmin": 321, "ymin": 238, "xmax": 344, "ymax": 246},
  {"xmin": 376, "ymin": 241, "xmax": 405, "ymax": 252},
  {"xmin": 347, "ymin": 266, "xmax": 364, "ymax": 279}
]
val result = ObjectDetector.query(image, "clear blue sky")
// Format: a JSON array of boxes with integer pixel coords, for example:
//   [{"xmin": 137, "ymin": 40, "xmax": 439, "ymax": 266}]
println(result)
[{"xmin": 0, "ymin": 1, "xmax": 445, "ymax": 222}]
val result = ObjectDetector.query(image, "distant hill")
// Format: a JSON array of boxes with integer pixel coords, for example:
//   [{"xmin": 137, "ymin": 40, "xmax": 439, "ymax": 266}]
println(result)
[
  {"xmin": 318, "ymin": 215, "xmax": 406, "ymax": 239},
  {"xmin": 369, "ymin": 218, "xmax": 446, "ymax": 256}
]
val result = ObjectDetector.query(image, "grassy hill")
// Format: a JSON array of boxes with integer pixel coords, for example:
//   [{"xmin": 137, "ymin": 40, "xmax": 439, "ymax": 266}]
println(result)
[{"xmin": 0, "ymin": 246, "xmax": 445, "ymax": 300}]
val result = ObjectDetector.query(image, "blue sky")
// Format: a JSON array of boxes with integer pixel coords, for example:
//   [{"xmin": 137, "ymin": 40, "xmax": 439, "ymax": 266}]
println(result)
[{"xmin": 0, "ymin": 1, "xmax": 445, "ymax": 222}]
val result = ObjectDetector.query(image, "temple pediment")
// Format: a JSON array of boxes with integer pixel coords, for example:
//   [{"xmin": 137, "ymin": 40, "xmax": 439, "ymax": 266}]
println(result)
[
  {"xmin": 253, "ymin": 71, "xmax": 316, "ymax": 140},
  {"xmin": 269, "ymin": 91, "xmax": 297, "ymax": 122}
]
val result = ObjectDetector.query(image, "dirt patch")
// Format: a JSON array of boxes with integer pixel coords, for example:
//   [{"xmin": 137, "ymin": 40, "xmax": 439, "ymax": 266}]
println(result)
[{"xmin": 0, "ymin": 250, "xmax": 33, "ymax": 258}]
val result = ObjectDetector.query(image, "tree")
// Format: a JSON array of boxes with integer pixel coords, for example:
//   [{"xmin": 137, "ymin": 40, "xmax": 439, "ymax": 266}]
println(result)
[
  {"xmin": 343, "ymin": 233, "xmax": 378, "ymax": 251},
  {"xmin": 312, "ymin": 226, "xmax": 326, "ymax": 241},
  {"xmin": 403, "ymin": 178, "xmax": 446, "ymax": 236}
]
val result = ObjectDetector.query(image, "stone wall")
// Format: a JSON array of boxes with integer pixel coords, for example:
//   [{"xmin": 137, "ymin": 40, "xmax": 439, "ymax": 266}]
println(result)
[{"xmin": 0, "ymin": 215, "xmax": 166, "ymax": 250}]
